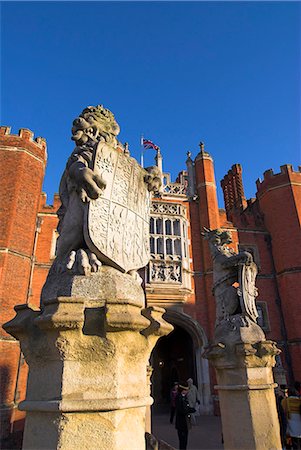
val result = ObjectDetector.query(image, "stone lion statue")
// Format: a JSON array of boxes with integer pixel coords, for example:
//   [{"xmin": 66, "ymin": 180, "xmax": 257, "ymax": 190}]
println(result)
[{"xmin": 53, "ymin": 104, "xmax": 161, "ymax": 276}]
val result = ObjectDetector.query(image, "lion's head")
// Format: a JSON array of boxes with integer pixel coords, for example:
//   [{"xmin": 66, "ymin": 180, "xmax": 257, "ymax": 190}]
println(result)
[
  {"xmin": 71, "ymin": 104, "xmax": 120, "ymax": 147},
  {"xmin": 144, "ymin": 166, "xmax": 163, "ymax": 194}
]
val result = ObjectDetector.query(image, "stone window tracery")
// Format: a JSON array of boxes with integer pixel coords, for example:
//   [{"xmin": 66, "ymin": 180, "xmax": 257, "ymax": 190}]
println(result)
[
  {"xmin": 165, "ymin": 220, "xmax": 172, "ymax": 235},
  {"xmin": 156, "ymin": 218, "xmax": 163, "ymax": 234},
  {"xmin": 150, "ymin": 218, "xmax": 155, "ymax": 234},
  {"xmin": 174, "ymin": 219, "xmax": 181, "ymax": 236},
  {"xmin": 166, "ymin": 238, "xmax": 173, "ymax": 255},
  {"xmin": 147, "ymin": 202, "xmax": 189, "ymax": 286}
]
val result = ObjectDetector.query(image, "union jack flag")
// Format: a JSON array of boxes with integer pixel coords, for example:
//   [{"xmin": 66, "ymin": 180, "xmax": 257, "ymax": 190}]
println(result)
[{"xmin": 142, "ymin": 138, "xmax": 160, "ymax": 151}]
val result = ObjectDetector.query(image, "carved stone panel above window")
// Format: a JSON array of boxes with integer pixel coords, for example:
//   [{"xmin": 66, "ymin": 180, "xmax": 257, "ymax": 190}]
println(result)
[
  {"xmin": 151, "ymin": 202, "xmax": 187, "ymax": 217},
  {"xmin": 163, "ymin": 183, "xmax": 186, "ymax": 196},
  {"xmin": 149, "ymin": 261, "xmax": 182, "ymax": 284}
]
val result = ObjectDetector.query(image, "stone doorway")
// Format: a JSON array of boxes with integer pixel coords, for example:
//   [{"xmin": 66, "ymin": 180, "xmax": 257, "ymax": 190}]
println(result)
[
  {"xmin": 151, "ymin": 325, "xmax": 196, "ymax": 410},
  {"xmin": 150, "ymin": 310, "xmax": 213, "ymax": 415}
]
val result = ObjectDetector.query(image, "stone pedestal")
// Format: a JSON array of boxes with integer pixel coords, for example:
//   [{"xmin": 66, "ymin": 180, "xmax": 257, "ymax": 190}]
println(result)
[
  {"xmin": 204, "ymin": 339, "xmax": 282, "ymax": 450},
  {"xmin": 3, "ymin": 267, "xmax": 173, "ymax": 450}
]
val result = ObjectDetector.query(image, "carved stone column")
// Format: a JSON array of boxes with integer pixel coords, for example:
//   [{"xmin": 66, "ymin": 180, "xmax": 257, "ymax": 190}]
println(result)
[
  {"xmin": 204, "ymin": 339, "xmax": 282, "ymax": 450},
  {"xmin": 3, "ymin": 267, "xmax": 173, "ymax": 450}
]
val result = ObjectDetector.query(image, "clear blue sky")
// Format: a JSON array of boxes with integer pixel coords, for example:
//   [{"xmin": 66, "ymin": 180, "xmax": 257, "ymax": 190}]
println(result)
[{"xmin": 1, "ymin": 1, "xmax": 300, "ymax": 205}]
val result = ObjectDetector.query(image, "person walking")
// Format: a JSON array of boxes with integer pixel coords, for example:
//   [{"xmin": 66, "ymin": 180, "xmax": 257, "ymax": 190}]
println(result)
[
  {"xmin": 281, "ymin": 387, "xmax": 301, "ymax": 449},
  {"xmin": 170, "ymin": 382, "xmax": 179, "ymax": 424},
  {"xmin": 175, "ymin": 383, "xmax": 196, "ymax": 450},
  {"xmin": 275, "ymin": 385, "xmax": 288, "ymax": 448},
  {"xmin": 186, "ymin": 378, "xmax": 201, "ymax": 425}
]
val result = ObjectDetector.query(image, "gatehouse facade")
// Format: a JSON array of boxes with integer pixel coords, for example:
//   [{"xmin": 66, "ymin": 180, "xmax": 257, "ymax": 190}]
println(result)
[{"xmin": 1, "ymin": 126, "xmax": 301, "ymax": 448}]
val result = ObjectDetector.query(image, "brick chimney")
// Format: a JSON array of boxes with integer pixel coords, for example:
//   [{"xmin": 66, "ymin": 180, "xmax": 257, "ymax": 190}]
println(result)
[{"xmin": 221, "ymin": 164, "xmax": 247, "ymax": 220}]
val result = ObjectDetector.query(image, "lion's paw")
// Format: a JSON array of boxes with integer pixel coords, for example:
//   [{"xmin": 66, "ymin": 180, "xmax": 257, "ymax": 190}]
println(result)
[
  {"xmin": 66, "ymin": 249, "xmax": 102, "ymax": 276},
  {"xmin": 127, "ymin": 270, "xmax": 143, "ymax": 285}
]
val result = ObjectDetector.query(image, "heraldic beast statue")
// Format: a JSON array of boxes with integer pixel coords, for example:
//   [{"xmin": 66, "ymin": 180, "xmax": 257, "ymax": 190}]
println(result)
[
  {"xmin": 52, "ymin": 104, "xmax": 161, "ymax": 277},
  {"xmin": 202, "ymin": 227, "xmax": 265, "ymax": 344}
]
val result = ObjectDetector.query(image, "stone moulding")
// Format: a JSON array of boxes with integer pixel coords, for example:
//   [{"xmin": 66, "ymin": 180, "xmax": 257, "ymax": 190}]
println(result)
[
  {"xmin": 215, "ymin": 383, "xmax": 278, "ymax": 391},
  {"xmin": 19, "ymin": 396, "xmax": 153, "ymax": 412},
  {"xmin": 203, "ymin": 340, "xmax": 281, "ymax": 369},
  {"xmin": 141, "ymin": 306, "xmax": 174, "ymax": 337}
]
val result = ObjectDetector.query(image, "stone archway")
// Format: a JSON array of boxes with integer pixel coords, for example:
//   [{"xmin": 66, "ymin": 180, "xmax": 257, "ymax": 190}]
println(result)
[{"xmin": 150, "ymin": 310, "xmax": 213, "ymax": 415}]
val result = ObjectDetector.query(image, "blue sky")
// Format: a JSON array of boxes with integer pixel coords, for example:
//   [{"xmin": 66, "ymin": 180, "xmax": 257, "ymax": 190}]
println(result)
[{"xmin": 1, "ymin": 1, "xmax": 300, "ymax": 205}]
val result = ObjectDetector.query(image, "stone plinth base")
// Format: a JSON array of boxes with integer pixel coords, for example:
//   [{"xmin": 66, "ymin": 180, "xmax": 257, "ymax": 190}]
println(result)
[
  {"xmin": 23, "ymin": 409, "xmax": 147, "ymax": 450},
  {"xmin": 4, "ymin": 267, "xmax": 173, "ymax": 450},
  {"xmin": 204, "ymin": 340, "xmax": 282, "ymax": 450}
]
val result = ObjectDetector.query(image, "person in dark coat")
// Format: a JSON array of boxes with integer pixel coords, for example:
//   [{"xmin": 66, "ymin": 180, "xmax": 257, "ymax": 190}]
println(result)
[
  {"xmin": 170, "ymin": 382, "xmax": 179, "ymax": 424},
  {"xmin": 175, "ymin": 383, "xmax": 196, "ymax": 450},
  {"xmin": 275, "ymin": 385, "xmax": 288, "ymax": 448}
]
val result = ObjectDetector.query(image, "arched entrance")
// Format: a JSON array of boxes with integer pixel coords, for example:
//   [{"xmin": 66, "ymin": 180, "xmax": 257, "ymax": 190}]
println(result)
[
  {"xmin": 150, "ymin": 310, "xmax": 213, "ymax": 414},
  {"xmin": 151, "ymin": 325, "xmax": 196, "ymax": 408}
]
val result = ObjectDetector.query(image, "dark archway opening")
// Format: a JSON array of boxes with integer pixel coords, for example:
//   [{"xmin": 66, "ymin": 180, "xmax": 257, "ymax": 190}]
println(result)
[{"xmin": 151, "ymin": 325, "xmax": 196, "ymax": 413}]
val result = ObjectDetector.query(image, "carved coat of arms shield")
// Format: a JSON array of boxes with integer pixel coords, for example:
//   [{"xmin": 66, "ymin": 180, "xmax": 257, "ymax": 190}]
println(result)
[
  {"xmin": 83, "ymin": 142, "xmax": 151, "ymax": 273},
  {"xmin": 238, "ymin": 262, "xmax": 259, "ymax": 323}
]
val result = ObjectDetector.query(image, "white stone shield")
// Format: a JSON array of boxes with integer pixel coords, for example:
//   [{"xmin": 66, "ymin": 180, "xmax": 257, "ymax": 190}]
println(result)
[
  {"xmin": 238, "ymin": 262, "xmax": 259, "ymax": 323},
  {"xmin": 84, "ymin": 142, "xmax": 151, "ymax": 273}
]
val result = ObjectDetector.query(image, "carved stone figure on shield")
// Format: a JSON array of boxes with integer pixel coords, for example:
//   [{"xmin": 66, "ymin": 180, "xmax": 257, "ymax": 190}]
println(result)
[
  {"xmin": 52, "ymin": 104, "xmax": 162, "ymax": 278},
  {"xmin": 202, "ymin": 227, "xmax": 265, "ymax": 343}
]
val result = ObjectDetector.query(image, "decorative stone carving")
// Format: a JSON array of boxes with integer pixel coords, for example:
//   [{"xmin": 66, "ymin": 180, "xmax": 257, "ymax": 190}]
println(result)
[
  {"xmin": 202, "ymin": 228, "xmax": 282, "ymax": 450},
  {"xmin": 163, "ymin": 182, "xmax": 186, "ymax": 196},
  {"xmin": 151, "ymin": 202, "xmax": 186, "ymax": 217},
  {"xmin": 150, "ymin": 261, "xmax": 182, "ymax": 283},
  {"xmin": 202, "ymin": 227, "xmax": 264, "ymax": 345},
  {"xmin": 53, "ymin": 104, "xmax": 161, "ymax": 276}
]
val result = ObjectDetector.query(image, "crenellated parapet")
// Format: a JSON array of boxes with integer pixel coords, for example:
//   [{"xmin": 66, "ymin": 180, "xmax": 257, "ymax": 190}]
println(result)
[
  {"xmin": 39, "ymin": 192, "xmax": 61, "ymax": 213},
  {"xmin": 256, "ymin": 164, "xmax": 301, "ymax": 197},
  {"xmin": 0, "ymin": 126, "xmax": 47, "ymax": 162}
]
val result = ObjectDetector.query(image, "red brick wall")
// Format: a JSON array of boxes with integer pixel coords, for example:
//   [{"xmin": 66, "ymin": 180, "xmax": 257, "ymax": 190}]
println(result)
[
  {"xmin": 256, "ymin": 165, "xmax": 301, "ymax": 382},
  {"xmin": 0, "ymin": 127, "xmax": 47, "ymax": 446}
]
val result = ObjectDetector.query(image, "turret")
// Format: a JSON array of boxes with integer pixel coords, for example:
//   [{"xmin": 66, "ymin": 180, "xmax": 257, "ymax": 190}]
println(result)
[
  {"xmin": 192, "ymin": 142, "xmax": 220, "ymax": 341},
  {"xmin": 155, "ymin": 147, "xmax": 164, "ymax": 192},
  {"xmin": 155, "ymin": 146, "xmax": 163, "ymax": 174},
  {"xmin": 186, "ymin": 151, "xmax": 196, "ymax": 199},
  {"xmin": 194, "ymin": 142, "xmax": 220, "ymax": 230}
]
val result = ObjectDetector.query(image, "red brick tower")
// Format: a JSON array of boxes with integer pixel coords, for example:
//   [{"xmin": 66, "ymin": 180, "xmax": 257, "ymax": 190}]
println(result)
[
  {"xmin": 0, "ymin": 127, "xmax": 47, "ymax": 447},
  {"xmin": 193, "ymin": 142, "xmax": 220, "ymax": 340},
  {"xmin": 256, "ymin": 165, "xmax": 301, "ymax": 381}
]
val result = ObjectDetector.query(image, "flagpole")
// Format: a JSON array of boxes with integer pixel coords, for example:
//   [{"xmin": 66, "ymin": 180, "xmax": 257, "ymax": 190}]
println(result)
[{"xmin": 140, "ymin": 135, "xmax": 144, "ymax": 167}]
